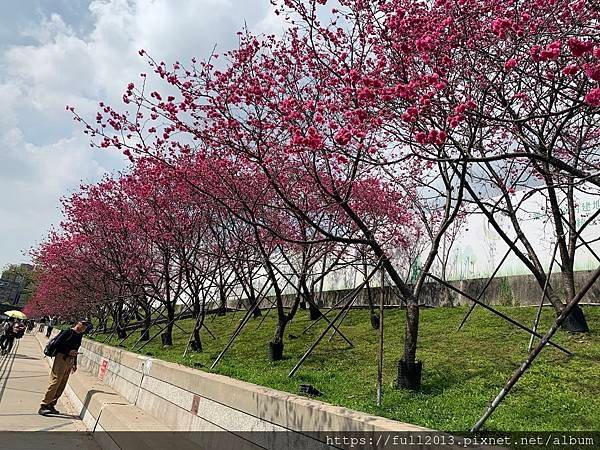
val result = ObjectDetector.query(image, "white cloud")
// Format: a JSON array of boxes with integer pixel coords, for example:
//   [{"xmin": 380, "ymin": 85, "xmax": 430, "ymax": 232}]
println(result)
[
  {"xmin": 20, "ymin": 13, "xmax": 74, "ymax": 43},
  {"xmin": 0, "ymin": 0, "xmax": 273, "ymax": 267}
]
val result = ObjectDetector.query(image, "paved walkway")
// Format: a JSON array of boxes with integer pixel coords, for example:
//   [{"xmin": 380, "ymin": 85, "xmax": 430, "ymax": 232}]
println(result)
[{"xmin": 0, "ymin": 333, "xmax": 99, "ymax": 449}]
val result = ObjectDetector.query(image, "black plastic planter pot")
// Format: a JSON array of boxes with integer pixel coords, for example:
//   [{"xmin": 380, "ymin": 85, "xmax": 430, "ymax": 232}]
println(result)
[
  {"xmin": 397, "ymin": 359, "xmax": 422, "ymax": 391},
  {"xmin": 139, "ymin": 329, "xmax": 150, "ymax": 341},
  {"xmin": 190, "ymin": 340, "xmax": 202, "ymax": 352},
  {"xmin": 370, "ymin": 314, "xmax": 380, "ymax": 330},
  {"xmin": 561, "ymin": 305, "xmax": 589, "ymax": 333},
  {"xmin": 161, "ymin": 332, "xmax": 172, "ymax": 347},
  {"xmin": 309, "ymin": 305, "xmax": 321, "ymax": 321},
  {"xmin": 268, "ymin": 341, "xmax": 284, "ymax": 361}
]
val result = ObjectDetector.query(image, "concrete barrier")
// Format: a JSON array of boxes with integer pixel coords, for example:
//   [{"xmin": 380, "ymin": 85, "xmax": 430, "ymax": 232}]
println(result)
[
  {"xmin": 33, "ymin": 330, "xmax": 504, "ymax": 450},
  {"xmin": 70, "ymin": 335, "xmax": 427, "ymax": 449}
]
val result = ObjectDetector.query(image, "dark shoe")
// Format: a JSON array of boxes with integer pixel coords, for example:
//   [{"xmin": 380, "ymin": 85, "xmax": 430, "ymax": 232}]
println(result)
[
  {"xmin": 38, "ymin": 407, "xmax": 52, "ymax": 416},
  {"xmin": 47, "ymin": 405, "xmax": 59, "ymax": 414}
]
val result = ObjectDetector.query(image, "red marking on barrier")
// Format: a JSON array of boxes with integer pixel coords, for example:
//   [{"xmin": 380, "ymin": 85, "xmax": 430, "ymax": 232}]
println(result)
[
  {"xmin": 98, "ymin": 359, "xmax": 109, "ymax": 381},
  {"xmin": 191, "ymin": 394, "xmax": 201, "ymax": 415}
]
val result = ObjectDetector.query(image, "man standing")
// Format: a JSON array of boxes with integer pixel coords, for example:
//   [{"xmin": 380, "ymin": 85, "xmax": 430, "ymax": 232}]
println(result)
[{"xmin": 38, "ymin": 320, "xmax": 88, "ymax": 415}]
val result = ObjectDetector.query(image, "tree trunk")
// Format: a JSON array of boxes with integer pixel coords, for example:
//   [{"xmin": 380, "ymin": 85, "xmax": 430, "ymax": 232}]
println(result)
[
  {"xmin": 162, "ymin": 303, "xmax": 174, "ymax": 346},
  {"xmin": 218, "ymin": 284, "xmax": 227, "ymax": 316},
  {"xmin": 336, "ymin": 199, "xmax": 422, "ymax": 389},
  {"xmin": 300, "ymin": 277, "xmax": 320, "ymax": 320},
  {"xmin": 115, "ymin": 302, "xmax": 126, "ymax": 339},
  {"xmin": 308, "ymin": 302, "xmax": 320, "ymax": 320},
  {"xmin": 191, "ymin": 325, "xmax": 203, "ymax": 352},
  {"xmin": 99, "ymin": 314, "xmax": 108, "ymax": 333},
  {"xmin": 248, "ymin": 286, "xmax": 262, "ymax": 317},
  {"xmin": 269, "ymin": 318, "xmax": 287, "ymax": 361},
  {"xmin": 140, "ymin": 313, "xmax": 151, "ymax": 341},
  {"xmin": 116, "ymin": 327, "xmax": 127, "ymax": 339},
  {"xmin": 139, "ymin": 303, "xmax": 151, "ymax": 341},
  {"xmin": 374, "ymin": 249, "xmax": 423, "ymax": 390}
]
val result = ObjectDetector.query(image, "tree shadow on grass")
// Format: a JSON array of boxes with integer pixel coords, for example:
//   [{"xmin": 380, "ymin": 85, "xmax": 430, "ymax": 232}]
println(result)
[{"xmin": 418, "ymin": 370, "xmax": 466, "ymax": 396}]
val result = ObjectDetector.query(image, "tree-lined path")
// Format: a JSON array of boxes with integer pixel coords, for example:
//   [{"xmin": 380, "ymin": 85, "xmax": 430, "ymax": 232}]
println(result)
[
  {"xmin": 12, "ymin": 0, "xmax": 600, "ymax": 436},
  {"xmin": 0, "ymin": 334, "xmax": 99, "ymax": 449}
]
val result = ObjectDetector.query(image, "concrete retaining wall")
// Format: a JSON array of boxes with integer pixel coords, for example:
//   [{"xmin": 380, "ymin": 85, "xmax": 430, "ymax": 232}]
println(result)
[
  {"xmin": 263, "ymin": 270, "xmax": 600, "ymax": 310},
  {"xmin": 73, "ymin": 337, "xmax": 426, "ymax": 449}
]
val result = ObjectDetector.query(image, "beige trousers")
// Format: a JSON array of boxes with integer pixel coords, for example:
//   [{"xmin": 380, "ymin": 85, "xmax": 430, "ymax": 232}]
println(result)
[{"xmin": 41, "ymin": 354, "xmax": 75, "ymax": 407}]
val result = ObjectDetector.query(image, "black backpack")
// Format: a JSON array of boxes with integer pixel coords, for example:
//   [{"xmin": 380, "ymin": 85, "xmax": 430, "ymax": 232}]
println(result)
[{"xmin": 44, "ymin": 330, "xmax": 71, "ymax": 357}]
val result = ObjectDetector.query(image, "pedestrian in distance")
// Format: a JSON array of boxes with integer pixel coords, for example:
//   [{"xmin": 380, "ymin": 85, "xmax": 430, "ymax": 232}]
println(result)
[
  {"xmin": 38, "ymin": 317, "xmax": 46, "ymax": 333},
  {"xmin": 1, "ymin": 319, "xmax": 24, "ymax": 355},
  {"xmin": 45, "ymin": 316, "xmax": 56, "ymax": 338},
  {"xmin": 0, "ymin": 318, "xmax": 16, "ymax": 355},
  {"xmin": 13, "ymin": 319, "xmax": 26, "ymax": 338},
  {"xmin": 38, "ymin": 319, "xmax": 89, "ymax": 416}
]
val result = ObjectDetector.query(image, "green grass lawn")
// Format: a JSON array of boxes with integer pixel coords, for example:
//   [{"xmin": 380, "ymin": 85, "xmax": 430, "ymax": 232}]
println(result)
[{"xmin": 91, "ymin": 305, "xmax": 600, "ymax": 432}]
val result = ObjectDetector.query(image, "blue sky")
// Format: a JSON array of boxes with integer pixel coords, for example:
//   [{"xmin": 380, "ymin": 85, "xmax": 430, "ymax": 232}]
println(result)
[{"xmin": 0, "ymin": 0, "xmax": 281, "ymax": 268}]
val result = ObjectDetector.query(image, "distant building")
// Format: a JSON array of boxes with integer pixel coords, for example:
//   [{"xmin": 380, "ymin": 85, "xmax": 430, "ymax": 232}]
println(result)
[
  {"xmin": 0, "ymin": 279, "xmax": 20, "ymax": 305},
  {"xmin": 0, "ymin": 263, "xmax": 34, "ymax": 307}
]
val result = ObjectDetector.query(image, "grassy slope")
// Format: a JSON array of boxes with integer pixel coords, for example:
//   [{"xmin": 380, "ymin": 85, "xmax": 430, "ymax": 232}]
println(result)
[{"xmin": 92, "ymin": 305, "xmax": 600, "ymax": 432}]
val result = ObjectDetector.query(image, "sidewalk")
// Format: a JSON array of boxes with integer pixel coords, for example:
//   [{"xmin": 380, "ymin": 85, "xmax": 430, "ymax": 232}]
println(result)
[{"xmin": 0, "ymin": 333, "xmax": 99, "ymax": 449}]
